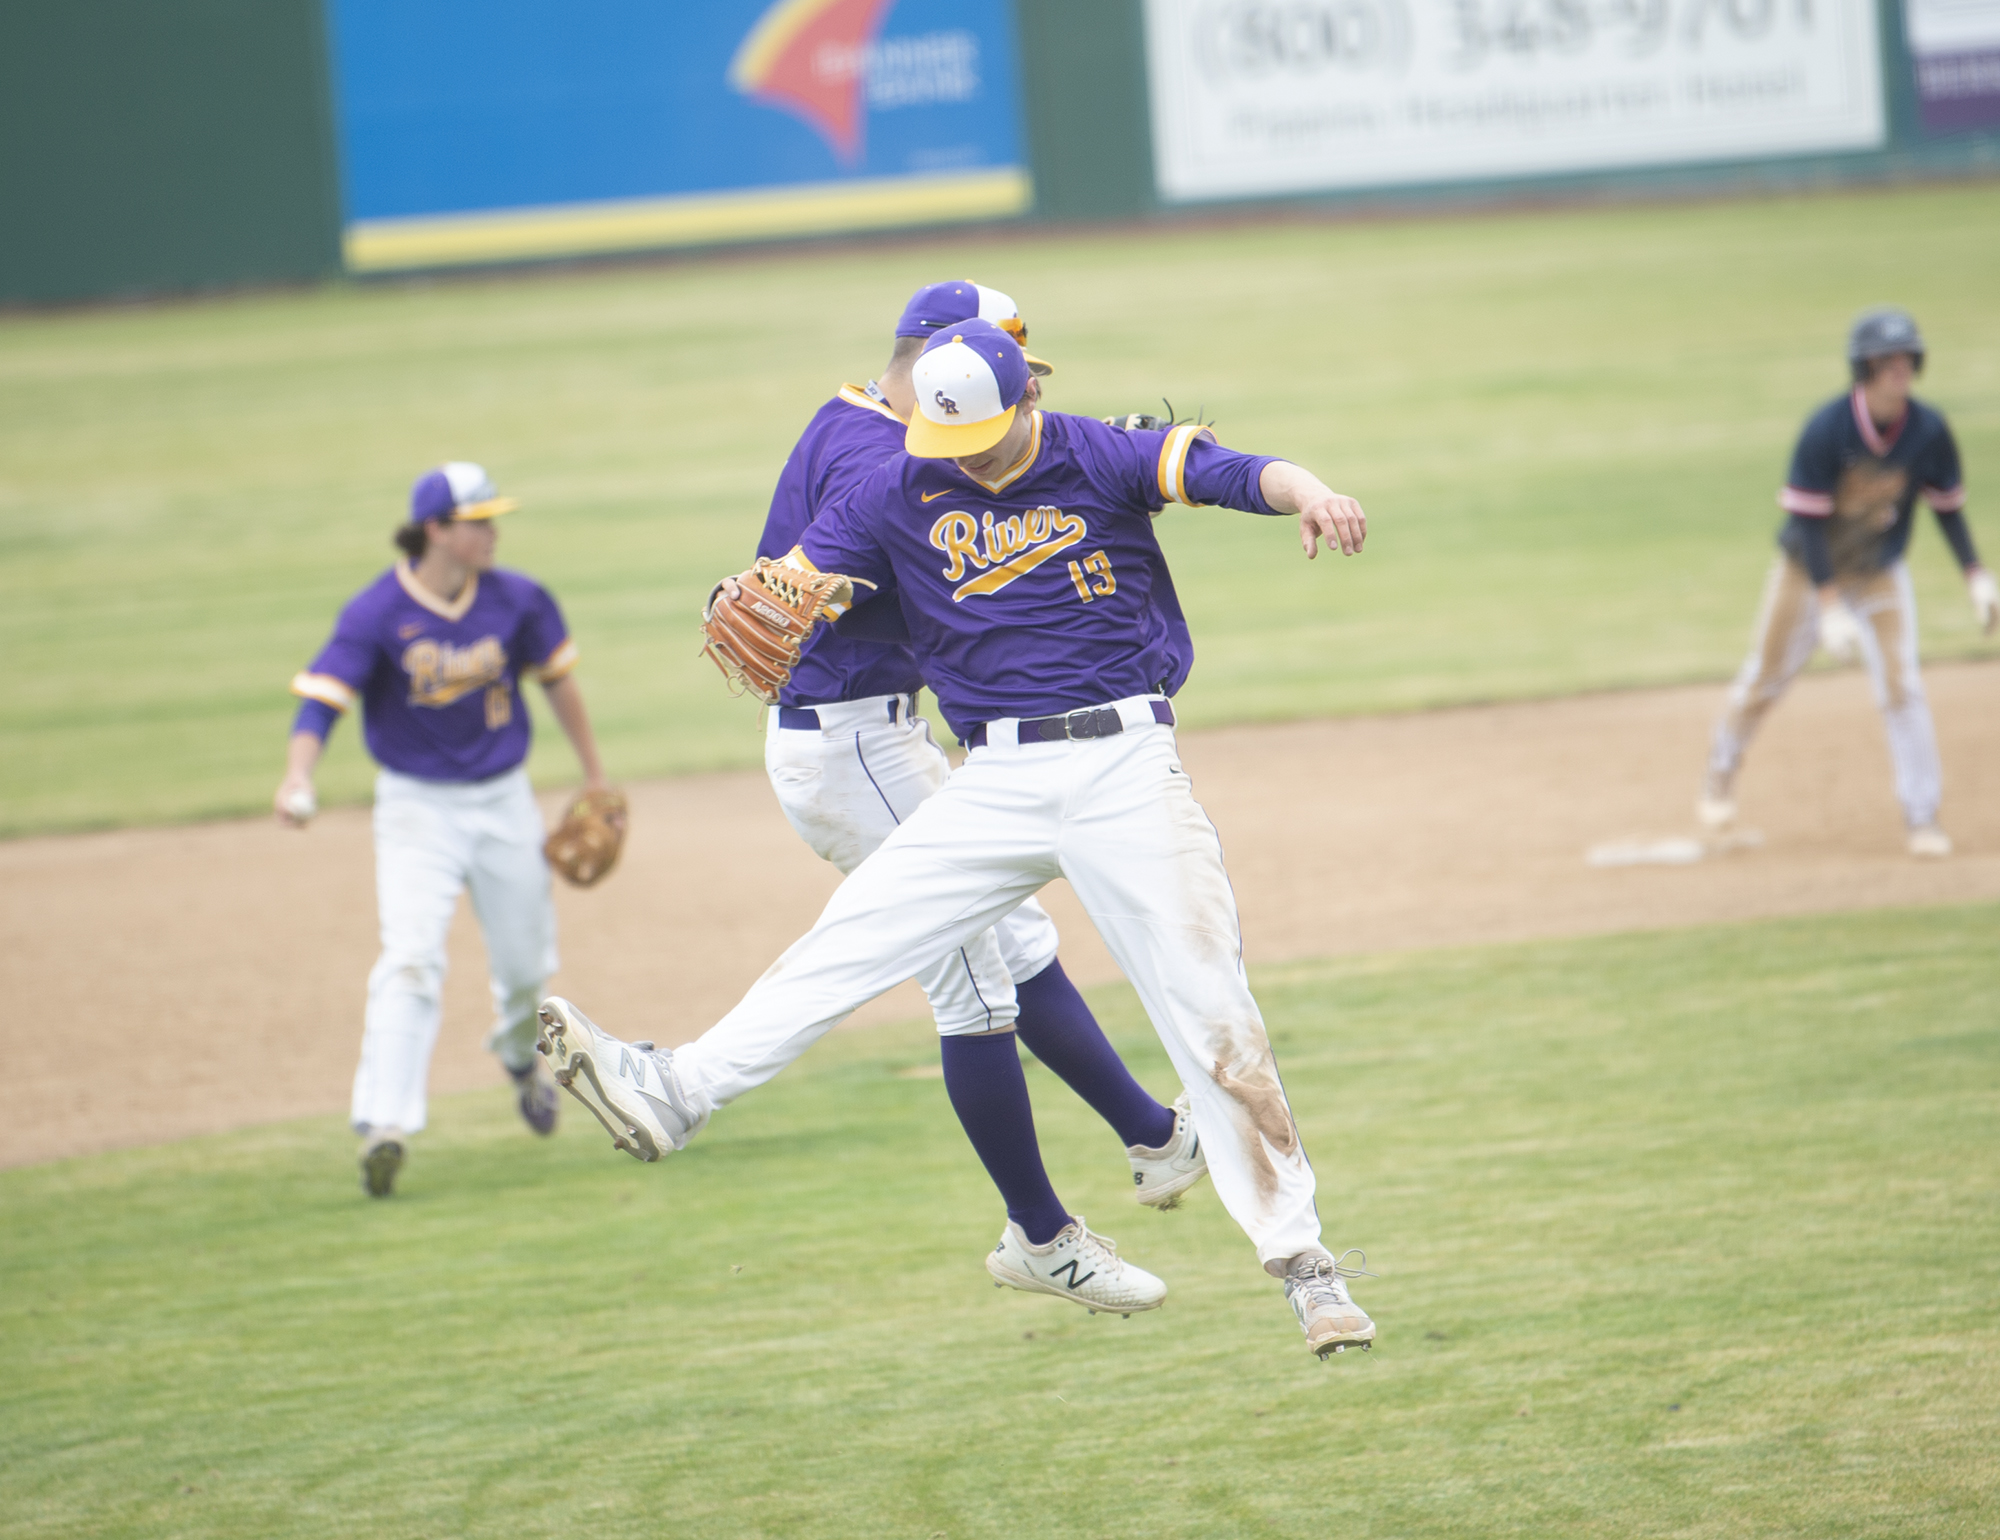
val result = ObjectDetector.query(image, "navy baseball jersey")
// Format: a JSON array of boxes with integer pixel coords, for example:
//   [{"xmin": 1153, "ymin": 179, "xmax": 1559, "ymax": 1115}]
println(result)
[
  {"xmin": 1777, "ymin": 387, "xmax": 1971, "ymax": 581},
  {"xmin": 798, "ymin": 412, "xmax": 1277, "ymax": 738},
  {"xmin": 757, "ymin": 384, "xmax": 924, "ymax": 707},
  {"xmin": 291, "ymin": 563, "xmax": 576, "ymax": 782}
]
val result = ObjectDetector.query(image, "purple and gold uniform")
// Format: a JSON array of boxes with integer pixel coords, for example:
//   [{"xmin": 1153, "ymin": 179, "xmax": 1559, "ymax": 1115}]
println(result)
[
  {"xmin": 751, "ymin": 287, "xmax": 1081, "ymax": 1045},
  {"xmin": 801, "ymin": 413, "xmax": 1275, "ymax": 738},
  {"xmin": 290, "ymin": 561, "xmax": 577, "ymax": 780},
  {"xmin": 288, "ymin": 463, "xmax": 581, "ymax": 1159},
  {"xmin": 754, "ymin": 384, "xmax": 918, "ymax": 707},
  {"xmin": 550, "ymin": 322, "xmax": 1347, "ymax": 1300}
]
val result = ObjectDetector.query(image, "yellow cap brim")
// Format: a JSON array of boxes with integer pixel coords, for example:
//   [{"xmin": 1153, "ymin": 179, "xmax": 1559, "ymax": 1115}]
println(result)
[
  {"xmin": 905, "ymin": 403, "xmax": 1016, "ymax": 459},
  {"xmin": 452, "ymin": 497, "xmax": 520, "ymax": 521},
  {"xmin": 1024, "ymin": 350, "xmax": 1053, "ymax": 378}
]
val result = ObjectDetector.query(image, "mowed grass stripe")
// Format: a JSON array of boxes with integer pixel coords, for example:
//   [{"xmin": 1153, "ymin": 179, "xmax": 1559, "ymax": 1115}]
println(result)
[
  {"xmin": 1, "ymin": 904, "xmax": 1993, "ymax": 1538},
  {"xmin": 4, "ymin": 183, "xmax": 1999, "ymax": 833}
]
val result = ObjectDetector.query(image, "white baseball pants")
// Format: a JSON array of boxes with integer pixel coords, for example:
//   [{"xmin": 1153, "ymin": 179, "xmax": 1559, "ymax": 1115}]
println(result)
[
  {"xmin": 351, "ymin": 766, "xmax": 558, "ymax": 1134},
  {"xmin": 764, "ymin": 693, "xmax": 1060, "ymax": 1034},
  {"xmin": 688, "ymin": 700, "xmax": 1319, "ymax": 1268},
  {"xmin": 1707, "ymin": 557, "xmax": 1941, "ymax": 827}
]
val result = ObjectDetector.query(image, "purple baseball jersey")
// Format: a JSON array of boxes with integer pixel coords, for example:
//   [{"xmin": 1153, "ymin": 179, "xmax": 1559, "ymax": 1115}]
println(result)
[
  {"xmin": 798, "ymin": 412, "xmax": 1278, "ymax": 738},
  {"xmin": 757, "ymin": 384, "xmax": 924, "ymax": 707},
  {"xmin": 290, "ymin": 562, "xmax": 576, "ymax": 782}
]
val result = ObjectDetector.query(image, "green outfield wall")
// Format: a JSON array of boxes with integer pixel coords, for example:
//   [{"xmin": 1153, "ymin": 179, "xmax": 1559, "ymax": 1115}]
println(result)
[
  {"xmin": 3, "ymin": 0, "xmax": 1997, "ymax": 305},
  {"xmin": 0, "ymin": 0, "xmax": 342, "ymax": 306}
]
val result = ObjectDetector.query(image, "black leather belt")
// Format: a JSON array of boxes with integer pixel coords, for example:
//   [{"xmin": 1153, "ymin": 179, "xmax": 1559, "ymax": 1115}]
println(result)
[
  {"xmin": 777, "ymin": 696, "xmax": 907, "ymax": 730},
  {"xmin": 966, "ymin": 699, "xmax": 1174, "ymax": 749}
]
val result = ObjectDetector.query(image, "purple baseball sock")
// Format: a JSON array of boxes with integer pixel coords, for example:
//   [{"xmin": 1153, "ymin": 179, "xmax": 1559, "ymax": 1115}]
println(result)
[
  {"xmin": 939, "ymin": 1031, "xmax": 1072, "ymax": 1246},
  {"xmin": 1014, "ymin": 959, "xmax": 1177, "ymax": 1150}
]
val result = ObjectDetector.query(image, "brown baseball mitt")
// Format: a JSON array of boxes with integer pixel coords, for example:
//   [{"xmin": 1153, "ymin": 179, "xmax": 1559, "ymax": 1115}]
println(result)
[
  {"xmin": 544, "ymin": 787, "xmax": 628, "ymax": 887},
  {"xmin": 700, "ymin": 558, "xmax": 856, "ymax": 705}
]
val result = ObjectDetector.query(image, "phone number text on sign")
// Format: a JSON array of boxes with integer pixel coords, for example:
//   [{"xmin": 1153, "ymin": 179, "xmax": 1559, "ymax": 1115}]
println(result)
[{"xmin": 1146, "ymin": 0, "xmax": 1884, "ymax": 199}]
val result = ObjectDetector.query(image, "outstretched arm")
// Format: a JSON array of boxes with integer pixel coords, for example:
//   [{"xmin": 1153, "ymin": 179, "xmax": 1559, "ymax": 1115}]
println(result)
[
  {"xmin": 541, "ymin": 674, "xmax": 609, "ymax": 791},
  {"xmin": 1259, "ymin": 461, "xmax": 1367, "ymax": 558}
]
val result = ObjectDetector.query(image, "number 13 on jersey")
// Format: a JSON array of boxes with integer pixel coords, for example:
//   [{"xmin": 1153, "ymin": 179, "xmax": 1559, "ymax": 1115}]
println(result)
[{"xmin": 1067, "ymin": 551, "xmax": 1116, "ymax": 602}]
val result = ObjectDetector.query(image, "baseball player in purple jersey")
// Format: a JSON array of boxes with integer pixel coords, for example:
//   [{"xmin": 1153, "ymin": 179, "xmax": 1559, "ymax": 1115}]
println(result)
[
  {"xmin": 539, "ymin": 322, "xmax": 1376, "ymax": 1357},
  {"xmin": 758, "ymin": 279, "xmax": 1204, "ymax": 1224},
  {"xmin": 277, "ymin": 463, "xmax": 613, "ymax": 1197},
  {"xmin": 1701, "ymin": 309, "xmax": 1994, "ymax": 856}
]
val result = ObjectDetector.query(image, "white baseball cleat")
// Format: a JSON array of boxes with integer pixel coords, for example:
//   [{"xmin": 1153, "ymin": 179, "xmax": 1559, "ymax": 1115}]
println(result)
[
  {"xmin": 535, "ymin": 996, "xmax": 707, "ymax": 1162},
  {"xmin": 1128, "ymin": 1091, "xmax": 1208, "ymax": 1208},
  {"xmin": 986, "ymin": 1217, "xmax": 1167, "ymax": 1316},
  {"xmin": 1908, "ymin": 825, "xmax": 1953, "ymax": 859},
  {"xmin": 1696, "ymin": 795, "xmax": 1737, "ymax": 833},
  {"xmin": 1283, "ymin": 1247, "xmax": 1377, "ymax": 1359}
]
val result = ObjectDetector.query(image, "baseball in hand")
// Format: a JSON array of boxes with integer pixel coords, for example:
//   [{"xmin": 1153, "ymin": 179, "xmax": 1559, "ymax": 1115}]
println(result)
[
  {"xmin": 283, "ymin": 786, "xmax": 318, "ymax": 823},
  {"xmin": 1969, "ymin": 568, "xmax": 1998, "ymax": 634},
  {"xmin": 1817, "ymin": 605, "xmax": 1863, "ymax": 663}
]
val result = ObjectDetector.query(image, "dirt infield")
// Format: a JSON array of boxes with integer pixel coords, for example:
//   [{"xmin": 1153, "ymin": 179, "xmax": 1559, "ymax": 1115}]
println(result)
[{"xmin": 7, "ymin": 660, "xmax": 1998, "ymax": 1170}]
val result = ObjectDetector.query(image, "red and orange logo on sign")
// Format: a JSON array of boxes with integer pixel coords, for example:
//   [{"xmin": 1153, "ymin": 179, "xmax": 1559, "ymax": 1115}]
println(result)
[{"xmin": 728, "ymin": 0, "xmax": 898, "ymax": 165}]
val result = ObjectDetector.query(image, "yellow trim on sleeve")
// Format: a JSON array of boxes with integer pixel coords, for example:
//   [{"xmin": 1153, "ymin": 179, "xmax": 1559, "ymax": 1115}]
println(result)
[
  {"xmin": 533, "ymin": 638, "xmax": 580, "ymax": 683},
  {"xmin": 1155, "ymin": 424, "xmax": 1214, "ymax": 506},
  {"xmin": 290, "ymin": 671, "xmax": 356, "ymax": 711}
]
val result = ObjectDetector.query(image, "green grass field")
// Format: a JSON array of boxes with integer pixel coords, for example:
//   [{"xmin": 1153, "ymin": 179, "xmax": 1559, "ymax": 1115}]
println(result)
[
  {"xmin": 4, "ymin": 905, "xmax": 1994, "ymax": 1539},
  {"xmin": 4, "ymin": 182, "xmax": 1999, "ymax": 834}
]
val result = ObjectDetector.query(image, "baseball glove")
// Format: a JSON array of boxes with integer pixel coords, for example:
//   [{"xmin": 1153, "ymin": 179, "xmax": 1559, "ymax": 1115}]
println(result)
[
  {"xmin": 544, "ymin": 787, "xmax": 628, "ymax": 887},
  {"xmin": 700, "ymin": 558, "xmax": 856, "ymax": 704},
  {"xmin": 1103, "ymin": 399, "xmax": 1213, "ymax": 433}
]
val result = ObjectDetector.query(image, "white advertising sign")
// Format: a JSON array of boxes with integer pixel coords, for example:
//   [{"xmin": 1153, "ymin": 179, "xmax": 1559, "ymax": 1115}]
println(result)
[
  {"xmin": 1904, "ymin": 0, "xmax": 2000, "ymax": 133},
  {"xmin": 1146, "ymin": 0, "xmax": 1885, "ymax": 202}
]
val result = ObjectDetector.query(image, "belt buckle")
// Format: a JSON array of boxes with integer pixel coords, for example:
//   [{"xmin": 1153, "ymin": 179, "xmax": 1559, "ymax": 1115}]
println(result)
[{"xmin": 1065, "ymin": 706, "xmax": 1114, "ymax": 740}]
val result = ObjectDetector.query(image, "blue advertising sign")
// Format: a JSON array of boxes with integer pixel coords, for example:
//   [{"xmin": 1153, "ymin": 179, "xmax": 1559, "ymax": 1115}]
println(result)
[{"xmin": 327, "ymin": 0, "xmax": 1030, "ymax": 271}]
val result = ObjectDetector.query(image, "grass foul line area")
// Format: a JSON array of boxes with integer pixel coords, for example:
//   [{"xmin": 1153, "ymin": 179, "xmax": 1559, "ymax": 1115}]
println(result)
[{"xmin": 3, "ymin": 904, "xmax": 1994, "ymax": 1538}]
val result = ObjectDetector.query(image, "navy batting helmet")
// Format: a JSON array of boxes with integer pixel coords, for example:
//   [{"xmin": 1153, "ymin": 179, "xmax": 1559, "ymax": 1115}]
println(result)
[{"xmin": 1847, "ymin": 307, "xmax": 1925, "ymax": 377}]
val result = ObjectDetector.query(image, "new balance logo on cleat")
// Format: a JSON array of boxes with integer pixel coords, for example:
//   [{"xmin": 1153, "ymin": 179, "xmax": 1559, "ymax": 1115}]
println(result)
[
  {"xmin": 536, "ymin": 997, "xmax": 707, "ymax": 1164},
  {"xmin": 984, "ymin": 1217, "xmax": 1167, "ymax": 1315}
]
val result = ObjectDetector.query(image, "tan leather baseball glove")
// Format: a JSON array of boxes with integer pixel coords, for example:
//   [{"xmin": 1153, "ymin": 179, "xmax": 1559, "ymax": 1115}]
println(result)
[
  {"xmin": 700, "ymin": 557, "xmax": 856, "ymax": 705},
  {"xmin": 544, "ymin": 787, "xmax": 628, "ymax": 887}
]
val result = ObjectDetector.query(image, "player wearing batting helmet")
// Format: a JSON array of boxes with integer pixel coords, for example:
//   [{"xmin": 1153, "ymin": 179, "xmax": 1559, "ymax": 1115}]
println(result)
[
  {"xmin": 1701, "ymin": 308, "xmax": 1992, "ymax": 856},
  {"xmin": 278, "ymin": 464, "xmax": 614, "ymax": 1196},
  {"xmin": 539, "ymin": 321, "xmax": 1378, "ymax": 1358}
]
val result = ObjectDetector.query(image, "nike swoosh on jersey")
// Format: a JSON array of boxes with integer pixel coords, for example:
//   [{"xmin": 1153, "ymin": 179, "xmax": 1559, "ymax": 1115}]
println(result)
[{"xmin": 921, "ymin": 489, "xmax": 952, "ymax": 502}]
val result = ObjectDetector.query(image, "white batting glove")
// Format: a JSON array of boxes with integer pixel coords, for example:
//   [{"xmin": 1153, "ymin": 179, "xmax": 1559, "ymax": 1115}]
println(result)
[
  {"xmin": 1817, "ymin": 602, "xmax": 1864, "ymax": 663},
  {"xmin": 1969, "ymin": 567, "xmax": 1998, "ymax": 635}
]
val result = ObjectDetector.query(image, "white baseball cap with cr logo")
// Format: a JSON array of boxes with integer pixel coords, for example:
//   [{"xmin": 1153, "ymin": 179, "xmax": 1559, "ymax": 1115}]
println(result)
[{"xmin": 905, "ymin": 319, "xmax": 1032, "ymax": 458}]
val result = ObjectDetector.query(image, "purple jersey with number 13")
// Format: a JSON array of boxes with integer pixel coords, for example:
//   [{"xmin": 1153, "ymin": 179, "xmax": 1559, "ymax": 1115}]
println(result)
[{"xmin": 801, "ymin": 412, "xmax": 1279, "ymax": 739}]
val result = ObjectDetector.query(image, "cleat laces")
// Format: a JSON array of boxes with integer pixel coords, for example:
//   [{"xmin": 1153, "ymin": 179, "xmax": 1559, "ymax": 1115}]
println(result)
[{"xmin": 1293, "ymin": 1248, "xmax": 1376, "ymax": 1308}]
